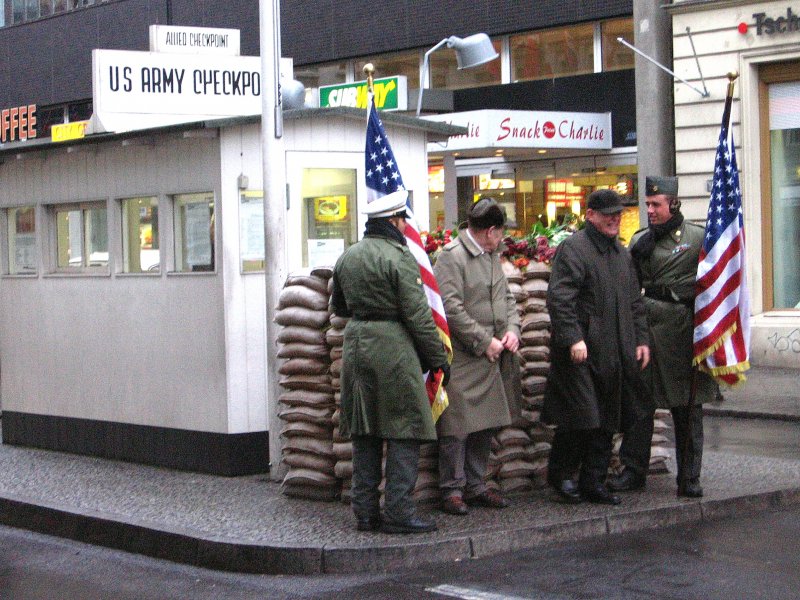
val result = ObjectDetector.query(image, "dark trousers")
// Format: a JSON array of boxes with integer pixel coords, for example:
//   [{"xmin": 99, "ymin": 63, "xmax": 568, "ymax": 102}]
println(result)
[
  {"xmin": 619, "ymin": 402, "xmax": 703, "ymax": 483},
  {"xmin": 672, "ymin": 403, "xmax": 704, "ymax": 482},
  {"xmin": 351, "ymin": 435, "xmax": 420, "ymax": 524},
  {"xmin": 438, "ymin": 428, "xmax": 496, "ymax": 499},
  {"xmin": 547, "ymin": 427, "xmax": 614, "ymax": 489}
]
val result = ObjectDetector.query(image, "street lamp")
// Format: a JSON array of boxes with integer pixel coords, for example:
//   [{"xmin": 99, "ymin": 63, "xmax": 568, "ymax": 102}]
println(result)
[{"xmin": 416, "ymin": 33, "xmax": 499, "ymax": 117}]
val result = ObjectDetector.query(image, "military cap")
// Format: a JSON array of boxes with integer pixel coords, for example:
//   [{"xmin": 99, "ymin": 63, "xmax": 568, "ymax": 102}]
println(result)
[
  {"xmin": 362, "ymin": 189, "xmax": 408, "ymax": 218},
  {"xmin": 645, "ymin": 176, "xmax": 679, "ymax": 197}
]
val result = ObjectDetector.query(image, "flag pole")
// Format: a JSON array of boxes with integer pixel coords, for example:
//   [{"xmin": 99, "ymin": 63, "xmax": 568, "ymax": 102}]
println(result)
[{"xmin": 722, "ymin": 71, "xmax": 738, "ymax": 132}]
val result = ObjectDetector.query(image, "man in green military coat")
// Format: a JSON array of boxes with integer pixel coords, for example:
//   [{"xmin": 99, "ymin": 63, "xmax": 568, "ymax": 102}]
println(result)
[
  {"xmin": 331, "ymin": 190, "xmax": 449, "ymax": 534},
  {"xmin": 608, "ymin": 176, "xmax": 716, "ymax": 498}
]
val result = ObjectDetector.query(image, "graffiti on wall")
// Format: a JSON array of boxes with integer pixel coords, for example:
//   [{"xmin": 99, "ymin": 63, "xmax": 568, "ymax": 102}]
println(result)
[{"xmin": 767, "ymin": 329, "xmax": 800, "ymax": 353}]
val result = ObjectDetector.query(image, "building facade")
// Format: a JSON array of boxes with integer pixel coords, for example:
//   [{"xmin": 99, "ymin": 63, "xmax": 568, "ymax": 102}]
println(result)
[{"xmin": 670, "ymin": 0, "xmax": 800, "ymax": 367}]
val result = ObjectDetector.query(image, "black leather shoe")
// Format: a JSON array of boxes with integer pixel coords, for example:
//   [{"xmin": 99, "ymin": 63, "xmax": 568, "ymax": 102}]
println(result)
[
  {"xmin": 580, "ymin": 484, "xmax": 621, "ymax": 505},
  {"xmin": 677, "ymin": 478, "xmax": 703, "ymax": 498},
  {"xmin": 464, "ymin": 489, "xmax": 509, "ymax": 509},
  {"xmin": 550, "ymin": 479, "xmax": 582, "ymax": 504},
  {"xmin": 607, "ymin": 470, "xmax": 646, "ymax": 492},
  {"xmin": 441, "ymin": 496, "xmax": 469, "ymax": 515},
  {"xmin": 381, "ymin": 516, "xmax": 438, "ymax": 534},
  {"xmin": 356, "ymin": 516, "xmax": 381, "ymax": 531}
]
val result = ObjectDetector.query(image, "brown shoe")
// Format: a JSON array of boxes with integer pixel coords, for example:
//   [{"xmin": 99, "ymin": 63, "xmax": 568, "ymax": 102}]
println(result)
[
  {"xmin": 464, "ymin": 489, "xmax": 509, "ymax": 509},
  {"xmin": 441, "ymin": 495, "xmax": 469, "ymax": 515}
]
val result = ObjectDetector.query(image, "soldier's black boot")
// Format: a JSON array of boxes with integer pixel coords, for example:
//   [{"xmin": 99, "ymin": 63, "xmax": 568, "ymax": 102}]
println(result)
[
  {"xmin": 677, "ymin": 477, "xmax": 703, "ymax": 498},
  {"xmin": 607, "ymin": 469, "xmax": 646, "ymax": 492}
]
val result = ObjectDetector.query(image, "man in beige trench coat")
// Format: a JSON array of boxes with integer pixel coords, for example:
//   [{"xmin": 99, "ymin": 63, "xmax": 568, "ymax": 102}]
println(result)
[{"xmin": 433, "ymin": 198, "xmax": 522, "ymax": 515}]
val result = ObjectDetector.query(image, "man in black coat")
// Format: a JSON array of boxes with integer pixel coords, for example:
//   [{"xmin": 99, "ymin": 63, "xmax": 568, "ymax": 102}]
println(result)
[{"xmin": 542, "ymin": 189, "xmax": 650, "ymax": 505}]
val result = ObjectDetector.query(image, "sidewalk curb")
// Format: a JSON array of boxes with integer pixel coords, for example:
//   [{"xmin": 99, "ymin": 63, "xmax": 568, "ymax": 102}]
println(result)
[
  {"xmin": 704, "ymin": 407, "xmax": 800, "ymax": 422},
  {"xmin": 2, "ymin": 485, "xmax": 800, "ymax": 574}
]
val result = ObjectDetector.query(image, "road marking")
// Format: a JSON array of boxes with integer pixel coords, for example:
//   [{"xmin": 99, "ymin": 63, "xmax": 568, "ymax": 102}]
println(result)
[{"xmin": 425, "ymin": 584, "xmax": 534, "ymax": 600}]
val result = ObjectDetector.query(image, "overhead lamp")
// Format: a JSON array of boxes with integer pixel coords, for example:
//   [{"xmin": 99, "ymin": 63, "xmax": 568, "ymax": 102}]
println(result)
[{"xmin": 416, "ymin": 33, "xmax": 499, "ymax": 117}]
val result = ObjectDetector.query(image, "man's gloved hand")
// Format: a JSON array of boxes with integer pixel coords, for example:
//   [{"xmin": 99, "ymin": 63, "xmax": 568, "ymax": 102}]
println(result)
[{"xmin": 439, "ymin": 364, "xmax": 450, "ymax": 387}]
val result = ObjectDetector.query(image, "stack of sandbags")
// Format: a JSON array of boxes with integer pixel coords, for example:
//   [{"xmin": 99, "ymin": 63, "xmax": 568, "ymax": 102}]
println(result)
[
  {"xmin": 327, "ymin": 306, "xmax": 353, "ymax": 503},
  {"xmin": 276, "ymin": 269, "xmax": 338, "ymax": 501},
  {"xmin": 414, "ymin": 442, "xmax": 441, "ymax": 505}
]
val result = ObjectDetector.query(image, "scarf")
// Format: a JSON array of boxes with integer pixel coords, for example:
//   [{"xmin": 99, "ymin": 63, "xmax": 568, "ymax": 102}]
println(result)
[
  {"xmin": 364, "ymin": 218, "xmax": 407, "ymax": 245},
  {"xmin": 630, "ymin": 212, "xmax": 684, "ymax": 262}
]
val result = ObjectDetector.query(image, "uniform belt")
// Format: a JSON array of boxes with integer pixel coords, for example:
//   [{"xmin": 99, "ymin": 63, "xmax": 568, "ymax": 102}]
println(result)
[
  {"xmin": 644, "ymin": 286, "xmax": 692, "ymax": 307},
  {"xmin": 352, "ymin": 313, "xmax": 401, "ymax": 322}
]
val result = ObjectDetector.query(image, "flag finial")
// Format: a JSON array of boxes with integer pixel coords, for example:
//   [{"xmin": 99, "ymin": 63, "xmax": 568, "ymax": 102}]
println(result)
[
  {"xmin": 726, "ymin": 71, "xmax": 739, "ymax": 98},
  {"xmin": 363, "ymin": 63, "xmax": 375, "ymax": 94}
]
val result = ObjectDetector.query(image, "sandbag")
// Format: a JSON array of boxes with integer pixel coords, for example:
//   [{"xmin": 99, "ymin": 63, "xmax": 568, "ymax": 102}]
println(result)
[
  {"xmin": 521, "ymin": 375, "xmax": 547, "ymax": 396},
  {"xmin": 325, "ymin": 328, "xmax": 344, "ymax": 347},
  {"xmin": 330, "ymin": 315, "xmax": 349, "ymax": 329},
  {"xmin": 279, "ymin": 376, "xmax": 335, "ymax": 393},
  {"xmin": 277, "ymin": 343, "xmax": 330, "ymax": 360},
  {"xmin": 281, "ymin": 482, "xmax": 339, "ymax": 501},
  {"xmin": 508, "ymin": 282, "xmax": 527, "ymax": 302},
  {"xmin": 520, "ymin": 345, "xmax": 550, "ymax": 362},
  {"xmin": 330, "ymin": 358, "xmax": 343, "ymax": 378},
  {"xmin": 275, "ymin": 306, "xmax": 330, "ymax": 328},
  {"xmin": 499, "ymin": 459, "xmax": 537, "ymax": 479},
  {"xmin": 521, "ymin": 312, "xmax": 551, "ymax": 332},
  {"xmin": 279, "ymin": 421, "xmax": 332, "ymax": 439},
  {"xmin": 522, "ymin": 278, "xmax": 548, "ymax": 298},
  {"xmin": 521, "ymin": 361, "xmax": 550, "ymax": 377},
  {"xmin": 278, "ymin": 358, "xmax": 329, "ymax": 376},
  {"xmin": 277, "ymin": 405, "xmax": 334, "ymax": 425},
  {"xmin": 278, "ymin": 285, "xmax": 329, "ymax": 311},
  {"xmin": 334, "ymin": 460, "xmax": 353, "ymax": 479},
  {"xmin": 282, "ymin": 451, "xmax": 336, "ymax": 473},
  {"xmin": 333, "ymin": 442, "xmax": 353, "ymax": 460},
  {"xmin": 521, "ymin": 330, "xmax": 551, "ymax": 346},
  {"xmin": 279, "ymin": 390, "xmax": 335, "ymax": 407},
  {"xmin": 277, "ymin": 326, "xmax": 327, "ymax": 346},
  {"xmin": 284, "ymin": 274, "xmax": 329, "ymax": 295},
  {"xmin": 311, "ymin": 266, "xmax": 333, "ymax": 280},
  {"xmin": 494, "ymin": 427, "xmax": 531, "ymax": 448},
  {"xmin": 500, "ymin": 476, "xmax": 533, "ymax": 494},
  {"xmin": 524, "ymin": 297, "xmax": 548, "ymax": 313},
  {"xmin": 413, "ymin": 469, "xmax": 439, "ymax": 492},
  {"xmin": 501, "ymin": 260, "xmax": 523, "ymax": 284},
  {"xmin": 522, "ymin": 261, "xmax": 551, "ymax": 281},
  {"xmin": 281, "ymin": 436, "xmax": 334, "ymax": 457}
]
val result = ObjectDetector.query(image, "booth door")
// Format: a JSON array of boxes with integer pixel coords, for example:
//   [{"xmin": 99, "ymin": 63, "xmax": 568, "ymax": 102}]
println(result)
[{"xmin": 285, "ymin": 152, "xmax": 365, "ymax": 272}]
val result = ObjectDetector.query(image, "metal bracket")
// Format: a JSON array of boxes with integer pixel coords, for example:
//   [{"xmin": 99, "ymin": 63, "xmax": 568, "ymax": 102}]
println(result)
[{"xmin": 617, "ymin": 35, "xmax": 710, "ymax": 98}]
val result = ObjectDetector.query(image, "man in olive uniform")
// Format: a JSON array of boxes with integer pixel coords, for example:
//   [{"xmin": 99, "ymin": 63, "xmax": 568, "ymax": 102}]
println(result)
[
  {"xmin": 608, "ymin": 176, "xmax": 716, "ymax": 498},
  {"xmin": 543, "ymin": 189, "xmax": 650, "ymax": 505},
  {"xmin": 433, "ymin": 198, "xmax": 521, "ymax": 516},
  {"xmin": 331, "ymin": 190, "xmax": 449, "ymax": 534}
]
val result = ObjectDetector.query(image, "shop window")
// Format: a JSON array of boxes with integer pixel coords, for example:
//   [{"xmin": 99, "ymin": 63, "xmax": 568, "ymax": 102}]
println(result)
[
  {"xmin": 294, "ymin": 61, "xmax": 347, "ymax": 92},
  {"xmin": 429, "ymin": 38, "xmax": 501, "ymax": 90},
  {"xmin": 511, "ymin": 24, "xmax": 594, "ymax": 82},
  {"xmin": 359, "ymin": 49, "xmax": 421, "ymax": 89},
  {"xmin": 173, "ymin": 192, "xmax": 214, "ymax": 273},
  {"xmin": 300, "ymin": 168, "xmax": 357, "ymax": 268},
  {"xmin": 6, "ymin": 206, "xmax": 37, "ymax": 275},
  {"xmin": 767, "ymin": 80, "xmax": 800, "ymax": 309},
  {"xmin": 602, "ymin": 18, "xmax": 634, "ymax": 72},
  {"xmin": 53, "ymin": 202, "xmax": 108, "ymax": 270},
  {"xmin": 121, "ymin": 196, "xmax": 159, "ymax": 273}
]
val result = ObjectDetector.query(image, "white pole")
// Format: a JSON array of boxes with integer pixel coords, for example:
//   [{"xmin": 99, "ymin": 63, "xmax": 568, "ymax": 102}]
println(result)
[{"xmin": 260, "ymin": 0, "xmax": 287, "ymax": 481}]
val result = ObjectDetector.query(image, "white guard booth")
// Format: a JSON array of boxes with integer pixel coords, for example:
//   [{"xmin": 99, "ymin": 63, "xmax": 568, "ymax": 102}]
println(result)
[{"xmin": 0, "ymin": 108, "xmax": 459, "ymax": 475}]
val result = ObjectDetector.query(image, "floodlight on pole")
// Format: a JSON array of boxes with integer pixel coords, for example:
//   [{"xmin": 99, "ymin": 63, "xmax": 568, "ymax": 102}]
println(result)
[{"xmin": 416, "ymin": 33, "xmax": 498, "ymax": 117}]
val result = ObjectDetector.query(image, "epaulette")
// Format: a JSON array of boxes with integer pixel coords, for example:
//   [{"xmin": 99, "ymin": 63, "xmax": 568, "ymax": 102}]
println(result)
[
  {"xmin": 685, "ymin": 220, "xmax": 706, "ymax": 231},
  {"xmin": 442, "ymin": 238, "xmax": 460, "ymax": 251}
]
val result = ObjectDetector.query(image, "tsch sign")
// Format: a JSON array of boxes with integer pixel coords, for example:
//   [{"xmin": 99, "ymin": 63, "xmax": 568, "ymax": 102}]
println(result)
[{"xmin": 423, "ymin": 109, "xmax": 612, "ymax": 152}]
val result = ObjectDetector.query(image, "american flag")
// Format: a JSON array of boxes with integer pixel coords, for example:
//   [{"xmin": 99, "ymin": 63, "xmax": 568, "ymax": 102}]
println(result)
[
  {"xmin": 693, "ymin": 102, "xmax": 750, "ymax": 386},
  {"xmin": 365, "ymin": 96, "xmax": 453, "ymax": 420}
]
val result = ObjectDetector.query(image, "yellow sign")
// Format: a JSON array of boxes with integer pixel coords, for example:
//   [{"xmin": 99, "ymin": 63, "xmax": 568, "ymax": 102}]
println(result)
[
  {"xmin": 314, "ymin": 195, "xmax": 348, "ymax": 222},
  {"xmin": 51, "ymin": 121, "xmax": 89, "ymax": 142}
]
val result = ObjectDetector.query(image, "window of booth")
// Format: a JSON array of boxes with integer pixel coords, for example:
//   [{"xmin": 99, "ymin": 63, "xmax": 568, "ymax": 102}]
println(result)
[
  {"xmin": 239, "ymin": 191, "xmax": 265, "ymax": 272},
  {"xmin": 173, "ymin": 192, "xmax": 214, "ymax": 273},
  {"xmin": 510, "ymin": 23, "xmax": 594, "ymax": 82},
  {"xmin": 53, "ymin": 202, "xmax": 108, "ymax": 270},
  {"xmin": 429, "ymin": 38, "xmax": 502, "ymax": 90},
  {"xmin": 762, "ymin": 63, "xmax": 800, "ymax": 310},
  {"xmin": 6, "ymin": 206, "xmax": 37, "ymax": 274},
  {"xmin": 300, "ymin": 168, "xmax": 357, "ymax": 268},
  {"xmin": 121, "ymin": 196, "xmax": 159, "ymax": 273}
]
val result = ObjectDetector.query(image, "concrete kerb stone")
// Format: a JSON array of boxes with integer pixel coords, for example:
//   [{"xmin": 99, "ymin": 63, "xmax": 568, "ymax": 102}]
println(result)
[{"xmin": 3, "ymin": 485, "xmax": 800, "ymax": 574}]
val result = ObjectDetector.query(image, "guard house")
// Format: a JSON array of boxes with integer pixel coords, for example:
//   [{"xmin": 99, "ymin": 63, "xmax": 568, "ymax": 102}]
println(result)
[{"xmin": 0, "ymin": 108, "xmax": 459, "ymax": 475}]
